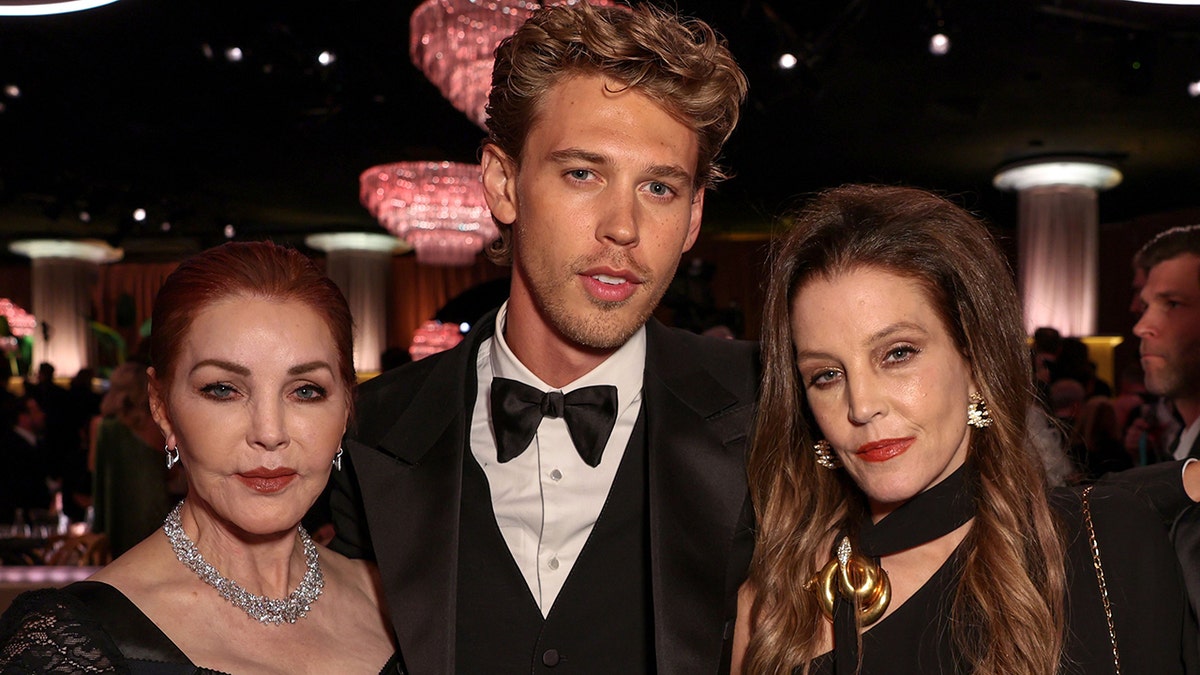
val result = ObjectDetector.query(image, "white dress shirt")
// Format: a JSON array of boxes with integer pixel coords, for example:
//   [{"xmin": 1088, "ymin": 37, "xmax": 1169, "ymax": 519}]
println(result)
[
  {"xmin": 1174, "ymin": 416, "xmax": 1200, "ymax": 461},
  {"xmin": 470, "ymin": 301, "xmax": 645, "ymax": 616}
]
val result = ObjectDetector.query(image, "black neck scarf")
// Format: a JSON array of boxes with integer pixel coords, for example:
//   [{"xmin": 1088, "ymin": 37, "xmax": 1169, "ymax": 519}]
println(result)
[{"xmin": 830, "ymin": 461, "xmax": 979, "ymax": 673}]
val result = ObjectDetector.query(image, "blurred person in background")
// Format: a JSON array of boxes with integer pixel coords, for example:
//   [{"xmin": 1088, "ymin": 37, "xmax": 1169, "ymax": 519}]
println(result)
[{"xmin": 90, "ymin": 360, "xmax": 170, "ymax": 557}]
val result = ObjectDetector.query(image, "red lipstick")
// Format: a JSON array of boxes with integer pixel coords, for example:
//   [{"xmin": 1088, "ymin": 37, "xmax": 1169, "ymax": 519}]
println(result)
[
  {"xmin": 237, "ymin": 467, "xmax": 298, "ymax": 493},
  {"xmin": 854, "ymin": 438, "xmax": 914, "ymax": 463}
]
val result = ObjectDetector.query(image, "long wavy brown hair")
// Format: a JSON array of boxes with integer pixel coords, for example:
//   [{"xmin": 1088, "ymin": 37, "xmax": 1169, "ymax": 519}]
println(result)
[{"xmin": 744, "ymin": 185, "xmax": 1066, "ymax": 674}]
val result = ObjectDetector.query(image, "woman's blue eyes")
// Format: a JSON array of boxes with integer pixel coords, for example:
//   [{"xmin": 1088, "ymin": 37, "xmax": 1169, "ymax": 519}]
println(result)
[
  {"xmin": 294, "ymin": 385, "xmax": 326, "ymax": 401},
  {"xmin": 808, "ymin": 369, "xmax": 840, "ymax": 388},
  {"xmin": 885, "ymin": 345, "xmax": 918, "ymax": 362},
  {"xmin": 198, "ymin": 383, "xmax": 327, "ymax": 401},
  {"xmin": 200, "ymin": 383, "xmax": 236, "ymax": 399},
  {"xmin": 805, "ymin": 346, "xmax": 920, "ymax": 388}
]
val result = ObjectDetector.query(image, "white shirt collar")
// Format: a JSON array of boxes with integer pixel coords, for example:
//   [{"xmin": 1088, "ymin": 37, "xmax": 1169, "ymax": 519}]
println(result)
[
  {"xmin": 490, "ymin": 300, "xmax": 646, "ymax": 413},
  {"xmin": 12, "ymin": 426, "xmax": 36, "ymax": 446}
]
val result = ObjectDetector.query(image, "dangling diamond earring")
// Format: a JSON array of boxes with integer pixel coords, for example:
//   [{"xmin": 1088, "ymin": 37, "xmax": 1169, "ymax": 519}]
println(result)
[
  {"xmin": 165, "ymin": 445, "xmax": 181, "ymax": 469},
  {"xmin": 332, "ymin": 447, "xmax": 343, "ymax": 471},
  {"xmin": 814, "ymin": 440, "xmax": 841, "ymax": 469},
  {"xmin": 967, "ymin": 392, "xmax": 992, "ymax": 429}
]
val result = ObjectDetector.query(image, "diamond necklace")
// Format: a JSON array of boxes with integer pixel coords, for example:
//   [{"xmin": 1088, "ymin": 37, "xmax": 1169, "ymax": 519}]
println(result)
[{"xmin": 163, "ymin": 500, "xmax": 324, "ymax": 625}]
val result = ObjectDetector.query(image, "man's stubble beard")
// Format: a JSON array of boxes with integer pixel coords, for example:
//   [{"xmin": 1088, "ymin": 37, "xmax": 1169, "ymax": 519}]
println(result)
[{"xmin": 528, "ymin": 253, "xmax": 679, "ymax": 351}]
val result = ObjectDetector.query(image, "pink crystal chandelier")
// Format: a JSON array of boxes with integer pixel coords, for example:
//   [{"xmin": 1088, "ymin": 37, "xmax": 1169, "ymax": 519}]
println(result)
[
  {"xmin": 409, "ymin": 0, "xmax": 617, "ymax": 127},
  {"xmin": 0, "ymin": 298, "xmax": 36, "ymax": 337},
  {"xmin": 409, "ymin": 0, "xmax": 535, "ymax": 129},
  {"xmin": 360, "ymin": 161, "xmax": 498, "ymax": 266},
  {"xmin": 409, "ymin": 320, "xmax": 465, "ymax": 361}
]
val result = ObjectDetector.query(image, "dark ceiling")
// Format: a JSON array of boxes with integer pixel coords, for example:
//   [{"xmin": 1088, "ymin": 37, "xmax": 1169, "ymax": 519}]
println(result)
[{"xmin": 1, "ymin": 0, "xmax": 1200, "ymax": 262}]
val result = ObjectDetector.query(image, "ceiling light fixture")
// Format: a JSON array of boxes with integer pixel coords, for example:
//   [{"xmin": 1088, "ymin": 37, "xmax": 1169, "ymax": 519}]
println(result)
[
  {"xmin": 993, "ymin": 158, "xmax": 1122, "ymax": 191},
  {"xmin": 360, "ymin": 161, "xmax": 497, "ymax": 266},
  {"xmin": 0, "ymin": 0, "xmax": 118, "ymax": 16},
  {"xmin": 409, "ymin": 0, "xmax": 616, "ymax": 129},
  {"xmin": 778, "ymin": 53, "xmax": 798, "ymax": 70},
  {"xmin": 929, "ymin": 33, "xmax": 951, "ymax": 56}
]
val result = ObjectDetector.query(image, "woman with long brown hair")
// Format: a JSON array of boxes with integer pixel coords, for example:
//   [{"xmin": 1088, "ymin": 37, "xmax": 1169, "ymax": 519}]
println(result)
[{"xmin": 733, "ymin": 185, "xmax": 1192, "ymax": 674}]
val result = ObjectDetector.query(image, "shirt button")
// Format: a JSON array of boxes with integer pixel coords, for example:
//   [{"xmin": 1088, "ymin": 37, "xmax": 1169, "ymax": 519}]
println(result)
[
  {"xmin": 542, "ymin": 649, "xmax": 560, "ymax": 667},
  {"xmin": 549, "ymin": 469, "xmax": 562, "ymax": 481},
  {"xmin": 547, "ymin": 556, "xmax": 560, "ymax": 571}
]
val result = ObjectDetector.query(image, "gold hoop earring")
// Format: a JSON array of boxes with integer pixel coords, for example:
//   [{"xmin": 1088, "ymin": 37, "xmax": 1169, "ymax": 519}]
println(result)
[
  {"xmin": 814, "ymin": 439, "xmax": 841, "ymax": 469},
  {"xmin": 967, "ymin": 392, "xmax": 992, "ymax": 429}
]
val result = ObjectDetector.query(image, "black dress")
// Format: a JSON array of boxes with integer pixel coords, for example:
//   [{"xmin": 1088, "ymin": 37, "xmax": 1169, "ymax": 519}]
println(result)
[
  {"xmin": 806, "ymin": 485, "xmax": 1196, "ymax": 674},
  {"xmin": 0, "ymin": 581, "xmax": 405, "ymax": 674}
]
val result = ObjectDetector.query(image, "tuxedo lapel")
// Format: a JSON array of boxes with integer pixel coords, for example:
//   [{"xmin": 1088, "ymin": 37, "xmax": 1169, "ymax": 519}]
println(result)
[
  {"xmin": 348, "ymin": 313, "xmax": 497, "ymax": 675},
  {"xmin": 643, "ymin": 321, "xmax": 756, "ymax": 674}
]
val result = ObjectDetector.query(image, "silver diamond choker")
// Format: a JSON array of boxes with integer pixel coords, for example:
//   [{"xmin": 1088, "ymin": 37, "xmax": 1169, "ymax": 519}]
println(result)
[{"xmin": 163, "ymin": 500, "xmax": 324, "ymax": 625}]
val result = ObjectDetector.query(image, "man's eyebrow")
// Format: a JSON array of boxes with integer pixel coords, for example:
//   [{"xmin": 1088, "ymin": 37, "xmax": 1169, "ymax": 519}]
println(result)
[
  {"xmin": 645, "ymin": 163, "xmax": 694, "ymax": 185},
  {"xmin": 549, "ymin": 148, "xmax": 607, "ymax": 165}
]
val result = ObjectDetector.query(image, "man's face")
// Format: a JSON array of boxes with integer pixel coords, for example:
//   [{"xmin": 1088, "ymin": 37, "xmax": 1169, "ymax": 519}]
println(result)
[
  {"xmin": 1134, "ymin": 253, "xmax": 1200, "ymax": 401},
  {"xmin": 20, "ymin": 398, "xmax": 45, "ymax": 433},
  {"xmin": 482, "ymin": 74, "xmax": 703, "ymax": 353}
]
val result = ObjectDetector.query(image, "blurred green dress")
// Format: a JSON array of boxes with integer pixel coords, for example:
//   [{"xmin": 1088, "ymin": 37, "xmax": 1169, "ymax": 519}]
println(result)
[{"xmin": 92, "ymin": 417, "xmax": 171, "ymax": 556}]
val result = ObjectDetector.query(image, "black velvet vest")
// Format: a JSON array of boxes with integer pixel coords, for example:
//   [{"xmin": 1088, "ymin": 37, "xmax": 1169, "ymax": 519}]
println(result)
[{"xmin": 455, "ymin": 411, "xmax": 654, "ymax": 673}]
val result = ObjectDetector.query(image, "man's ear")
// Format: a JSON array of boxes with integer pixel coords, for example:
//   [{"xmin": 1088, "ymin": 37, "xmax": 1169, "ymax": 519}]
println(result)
[
  {"xmin": 481, "ymin": 144, "xmax": 518, "ymax": 226},
  {"xmin": 146, "ymin": 367, "xmax": 176, "ymax": 448},
  {"xmin": 683, "ymin": 187, "xmax": 704, "ymax": 252}
]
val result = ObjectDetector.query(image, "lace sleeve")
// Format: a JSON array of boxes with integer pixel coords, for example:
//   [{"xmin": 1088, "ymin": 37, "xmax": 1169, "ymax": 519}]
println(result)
[{"xmin": 0, "ymin": 588, "xmax": 128, "ymax": 674}]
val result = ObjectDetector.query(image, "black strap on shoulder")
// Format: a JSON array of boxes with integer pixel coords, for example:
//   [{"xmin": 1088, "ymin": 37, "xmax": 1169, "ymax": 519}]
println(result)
[{"xmin": 63, "ymin": 581, "xmax": 197, "ymax": 675}]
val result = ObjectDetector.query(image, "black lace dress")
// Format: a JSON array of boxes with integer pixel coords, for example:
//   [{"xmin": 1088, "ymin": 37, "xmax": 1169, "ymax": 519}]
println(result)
[{"xmin": 0, "ymin": 581, "xmax": 404, "ymax": 674}]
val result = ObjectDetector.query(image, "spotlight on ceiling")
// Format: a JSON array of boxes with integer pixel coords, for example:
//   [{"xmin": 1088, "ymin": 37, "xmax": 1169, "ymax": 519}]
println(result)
[
  {"xmin": 929, "ymin": 33, "xmax": 951, "ymax": 56},
  {"xmin": 778, "ymin": 53, "xmax": 798, "ymax": 70},
  {"xmin": 4, "ymin": 85, "xmax": 20, "ymax": 98},
  {"xmin": 224, "ymin": 224, "xmax": 236, "ymax": 239},
  {"xmin": 1189, "ymin": 80, "xmax": 1200, "ymax": 97},
  {"xmin": 132, "ymin": 208, "xmax": 146, "ymax": 222},
  {"xmin": 318, "ymin": 51, "xmax": 337, "ymax": 67},
  {"xmin": 0, "ymin": 0, "xmax": 118, "ymax": 16},
  {"xmin": 225, "ymin": 47, "xmax": 244, "ymax": 63}
]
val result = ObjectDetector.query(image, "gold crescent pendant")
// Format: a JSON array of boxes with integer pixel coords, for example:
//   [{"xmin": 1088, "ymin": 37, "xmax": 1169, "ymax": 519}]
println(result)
[{"xmin": 809, "ymin": 536, "xmax": 891, "ymax": 626}]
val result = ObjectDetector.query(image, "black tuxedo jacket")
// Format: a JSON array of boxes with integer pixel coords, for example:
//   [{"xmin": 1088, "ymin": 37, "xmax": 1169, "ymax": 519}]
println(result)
[
  {"xmin": 329, "ymin": 312, "xmax": 760, "ymax": 675},
  {"xmin": 1103, "ymin": 455, "xmax": 1200, "ymax": 663}
]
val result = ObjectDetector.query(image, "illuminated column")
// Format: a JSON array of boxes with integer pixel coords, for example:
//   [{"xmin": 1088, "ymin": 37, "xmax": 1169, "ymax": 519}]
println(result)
[
  {"xmin": 305, "ymin": 232, "xmax": 411, "ymax": 374},
  {"xmin": 8, "ymin": 239, "xmax": 123, "ymax": 376},
  {"xmin": 993, "ymin": 159, "xmax": 1122, "ymax": 336}
]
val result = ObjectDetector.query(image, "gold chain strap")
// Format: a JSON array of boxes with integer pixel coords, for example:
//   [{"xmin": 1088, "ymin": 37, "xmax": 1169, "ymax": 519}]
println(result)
[{"xmin": 1081, "ymin": 485, "xmax": 1121, "ymax": 675}]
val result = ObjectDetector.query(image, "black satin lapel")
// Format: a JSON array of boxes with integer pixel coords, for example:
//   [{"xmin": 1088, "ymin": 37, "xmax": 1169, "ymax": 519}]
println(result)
[
  {"xmin": 645, "ymin": 369, "xmax": 751, "ymax": 675},
  {"xmin": 350, "ymin": 432, "xmax": 462, "ymax": 675},
  {"xmin": 375, "ymin": 314, "xmax": 493, "ymax": 466}
]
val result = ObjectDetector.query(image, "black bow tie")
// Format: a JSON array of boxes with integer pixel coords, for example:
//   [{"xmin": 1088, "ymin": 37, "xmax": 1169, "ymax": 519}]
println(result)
[{"xmin": 490, "ymin": 377, "xmax": 618, "ymax": 468}]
